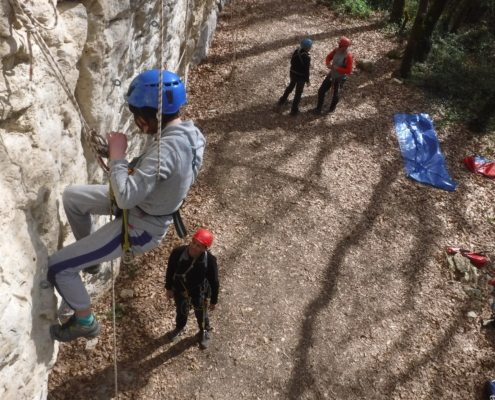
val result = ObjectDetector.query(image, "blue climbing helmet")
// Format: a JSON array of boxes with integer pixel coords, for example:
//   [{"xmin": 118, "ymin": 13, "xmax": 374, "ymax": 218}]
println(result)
[
  {"xmin": 126, "ymin": 70, "xmax": 187, "ymax": 114},
  {"xmin": 300, "ymin": 38, "xmax": 313, "ymax": 49}
]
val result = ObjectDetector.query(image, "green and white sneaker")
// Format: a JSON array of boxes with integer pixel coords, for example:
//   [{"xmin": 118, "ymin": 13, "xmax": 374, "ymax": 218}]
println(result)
[{"xmin": 50, "ymin": 315, "xmax": 100, "ymax": 342}]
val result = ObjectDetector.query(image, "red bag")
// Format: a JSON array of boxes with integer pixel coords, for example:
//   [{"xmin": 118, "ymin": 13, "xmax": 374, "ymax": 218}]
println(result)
[
  {"xmin": 447, "ymin": 246, "xmax": 487, "ymax": 266},
  {"xmin": 463, "ymin": 155, "xmax": 495, "ymax": 179}
]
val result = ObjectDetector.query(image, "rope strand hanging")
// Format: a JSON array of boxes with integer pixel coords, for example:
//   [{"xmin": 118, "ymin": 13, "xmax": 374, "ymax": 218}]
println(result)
[
  {"xmin": 230, "ymin": 0, "xmax": 239, "ymax": 107},
  {"xmin": 156, "ymin": 0, "xmax": 165, "ymax": 183}
]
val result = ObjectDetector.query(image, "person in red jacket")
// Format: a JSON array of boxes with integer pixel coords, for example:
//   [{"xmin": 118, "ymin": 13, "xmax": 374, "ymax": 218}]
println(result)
[{"xmin": 310, "ymin": 37, "xmax": 353, "ymax": 115}]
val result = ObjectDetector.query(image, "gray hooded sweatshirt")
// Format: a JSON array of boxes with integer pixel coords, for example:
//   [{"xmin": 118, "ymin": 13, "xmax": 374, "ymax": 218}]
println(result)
[{"xmin": 109, "ymin": 120, "xmax": 206, "ymax": 236}]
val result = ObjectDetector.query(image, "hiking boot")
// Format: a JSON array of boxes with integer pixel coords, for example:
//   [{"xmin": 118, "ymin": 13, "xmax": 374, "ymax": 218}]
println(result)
[
  {"xmin": 199, "ymin": 330, "xmax": 211, "ymax": 349},
  {"xmin": 308, "ymin": 107, "xmax": 322, "ymax": 115},
  {"xmin": 168, "ymin": 328, "xmax": 183, "ymax": 342},
  {"xmin": 83, "ymin": 265, "xmax": 101, "ymax": 275},
  {"xmin": 50, "ymin": 315, "xmax": 100, "ymax": 342},
  {"xmin": 289, "ymin": 109, "xmax": 301, "ymax": 117}
]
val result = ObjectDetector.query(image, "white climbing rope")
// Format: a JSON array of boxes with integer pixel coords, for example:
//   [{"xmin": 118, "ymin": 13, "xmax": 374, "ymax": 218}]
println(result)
[
  {"xmin": 7, "ymin": 0, "xmax": 109, "ymax": 172},
  {"xmin": 107, "ymin": 189, "xmax": 119, "ymax": 400},
  {"xmin": 111, "ymin": 259, "xmax": 119, "ymax": 399},
  {"xmin": 20, "ymin": 0, "xmax": 58, "ymax": 31},
  {"xmin": 231, "ymin": 0, "xmax": 239, "ymax": 106},
  {"xmin": 156, "ymin": 0, "xmax": 165, "ymax": 184},
  {"xmin": 107, "ymin": 193, "xmax": 119, "ymax": 400}
]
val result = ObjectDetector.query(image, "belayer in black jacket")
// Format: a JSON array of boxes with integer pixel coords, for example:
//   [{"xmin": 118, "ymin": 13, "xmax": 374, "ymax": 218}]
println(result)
[
  {"xmin": 278, "ymin": 38, "xmax": 313, "ymax": 116},
  {"xmin": 165, "ymin": 229, "xmax": 219, "ymax": 349}
]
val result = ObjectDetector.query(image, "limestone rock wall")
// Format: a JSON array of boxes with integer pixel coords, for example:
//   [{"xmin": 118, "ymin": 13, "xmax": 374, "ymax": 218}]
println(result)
[{"xmin": 0, "ymin": 1, "xmax": 226, "ymax": 399}]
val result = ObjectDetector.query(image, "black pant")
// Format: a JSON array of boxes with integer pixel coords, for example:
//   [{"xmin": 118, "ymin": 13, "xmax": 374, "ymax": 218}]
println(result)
[
  {"xmin": 173, "ymin": 290, "xmax": 210, "ymax": 332},
  {"xmin": 279, "ymin": 72, "xmax": 306, "ymax": 113},
  {"xmin": 316, "ymin": 75, "xmax": 347, "ymax": 111}
]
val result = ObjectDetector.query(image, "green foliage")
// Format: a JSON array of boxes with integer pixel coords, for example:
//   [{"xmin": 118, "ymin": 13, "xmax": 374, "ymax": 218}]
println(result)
[
  {"xmin": 387, "ymin": 49, "xmax": 403, "ymax": 58},
  {"xmin": 128, "ymin": 264, "xmax": 137, "ymax": 278},
  {"xmin": 337, "ymin": 0, "xmax": 372, "ymax": 16},
  {"xmin": 409, "ymin": 28, "xmax": 495, "ymax": 132},
  {"xmin": 104, "ymin": 303, "xmax": 127, "ymax": 323},
  {"xmin": 366, "ymin": 0, "xmax": 393, "ymax": 10},
  {"xmin": 319, "ymin": 0, "xmax": 372, "ymax": 18}
]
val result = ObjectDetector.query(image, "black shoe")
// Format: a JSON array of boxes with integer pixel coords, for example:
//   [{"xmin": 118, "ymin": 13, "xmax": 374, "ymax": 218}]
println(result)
[
  {"xmin": 83, "ymin": 265, "xmax": 101, "ymax": 275},
  {"xmin": 308, "ymin": 108, "xmax": 322, "ymax": 115},
  {"xmin": 50, "ymin": 315, "xmax": 100, "ymax": 342},
  {"xmin": 277, "ymin": 97, "xmax": 288, "ymax": 106},
  {"xmin": 326, "ymin": 108, "xmax": 336, "ymax": 115},
  {"xmin": 200, "ymin": 330, "xmax": 211, "ymax": 349},
  {"xmin": 289, "ymin": 109, "xmax": 301, "ymax": 117},
  {"xmin": 168, "ymin": 328, "xmax": 183, "ymax": 342}
]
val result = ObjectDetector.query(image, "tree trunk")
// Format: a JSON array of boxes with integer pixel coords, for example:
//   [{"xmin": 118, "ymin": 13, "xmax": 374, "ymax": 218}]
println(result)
[
  {"xmin": 450, "ymin": 0, "xmax": 471, "ymax": 32},
  {"xmin": 464, "ymin": 0, "xmax": 488, "ymax": 24},
  {"xmin": 390, "ymin": 0, "xmax": 406, "ymax": 24},
  {"xmin": 414, "ymin": 0, "xmax": 450, "ymax": 62},
  {"xmin": 399, "ymin": 0, "xmax": 429, "ymax": 79},
  {"xmin": 469, "ymin": 93, "xmax": 495, "ymax": 133},
  {"xmin": 440, "ymin": 0, "xmax": 464, "ymax": 32}
]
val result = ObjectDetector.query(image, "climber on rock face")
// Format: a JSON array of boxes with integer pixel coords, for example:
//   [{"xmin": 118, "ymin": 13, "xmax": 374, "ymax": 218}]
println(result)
[{"xmin": 48, "ymin": 70, "xmax": 206, "ymax": 342}]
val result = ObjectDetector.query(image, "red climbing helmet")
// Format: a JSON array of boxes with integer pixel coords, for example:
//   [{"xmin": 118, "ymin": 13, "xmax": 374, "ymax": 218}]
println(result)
[
  {"xmin": 339, "ymin": 37, "xmax": 351, "ymax": 47},
  {"xmin": 193, "ymin": 229, "xmax": 214, "ymax": 247}
]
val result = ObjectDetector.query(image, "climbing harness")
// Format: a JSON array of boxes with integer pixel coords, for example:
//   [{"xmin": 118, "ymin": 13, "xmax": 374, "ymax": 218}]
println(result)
[
  {"xmin": 174, "ymin": 253, "xmax": 212, "ymax": 331},
  {"xmin": 290, "ymin": 48, "xmax": 310, "ymax": 77},
  {"xmin": 121, "ymin": 209, "xmax": 134, "ymax": 265}
]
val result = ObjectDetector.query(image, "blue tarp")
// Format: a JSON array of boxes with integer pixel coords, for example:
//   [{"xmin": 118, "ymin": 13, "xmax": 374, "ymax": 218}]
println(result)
[{"xmin": 394, "ymin": 113, "xmax": 457, "ymax": 191}]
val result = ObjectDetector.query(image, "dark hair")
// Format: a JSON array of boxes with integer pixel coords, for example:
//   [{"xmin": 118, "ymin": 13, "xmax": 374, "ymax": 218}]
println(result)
[{"xmin": 128, "ymin": 104, "xmax": 179, "ymax": 126}]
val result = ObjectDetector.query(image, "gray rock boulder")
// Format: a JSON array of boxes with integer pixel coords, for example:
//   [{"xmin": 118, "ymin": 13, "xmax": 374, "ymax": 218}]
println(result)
[{"xmin": 356, "ymin": 59, "xmax": 374, "ymax": 72}]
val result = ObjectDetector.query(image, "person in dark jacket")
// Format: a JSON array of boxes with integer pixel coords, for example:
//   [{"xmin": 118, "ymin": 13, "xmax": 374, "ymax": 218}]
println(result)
[
  {"xmin": 165, "ymin": 229, "xmax": 219, "ymax": 349},
  {"xmin": 278, "ymin": 38, "xmax": 313, "ymax": 116},
  {"xmin": 310, "ymin": 37, "xmax": 353, "ymax": 115}
]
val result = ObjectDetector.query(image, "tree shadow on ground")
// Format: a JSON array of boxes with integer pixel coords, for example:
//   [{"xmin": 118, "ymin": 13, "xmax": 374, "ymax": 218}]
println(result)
[
  {"xmin": 271, "ymin": 124, "xmax": 479, "ymax": 398},
  {"xmin": 194, "ymin": 83, "xmax": 479, "ymax": 398},
  {"xmin": 47, "ymin": 308, "xmax": 197, "ymax": 400},
  {"xmin": 209, "ymin": 13, "xmax": 380, "ymax": 66}
]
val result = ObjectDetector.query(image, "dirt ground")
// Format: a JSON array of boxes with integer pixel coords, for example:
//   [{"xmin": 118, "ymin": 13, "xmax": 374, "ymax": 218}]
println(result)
[{"xmin": 48, "ymin": 0, "xmax": 495, "ymax": 399}]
